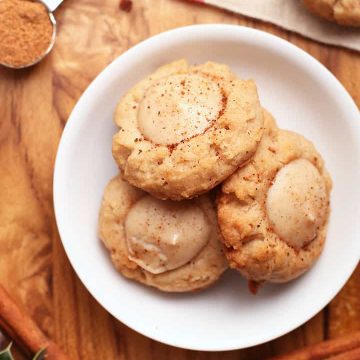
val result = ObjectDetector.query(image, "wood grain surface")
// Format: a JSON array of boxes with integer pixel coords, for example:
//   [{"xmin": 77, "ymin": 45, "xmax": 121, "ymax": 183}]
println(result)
[{"xmin": 0, "ymin": 0, "xmax": 359, "ymax": 359}]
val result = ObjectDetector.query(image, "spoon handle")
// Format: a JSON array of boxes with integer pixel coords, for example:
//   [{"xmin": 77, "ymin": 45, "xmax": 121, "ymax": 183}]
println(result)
[{"xmin": 43, "ymin": 0, "xmax": 64, "ymax": 12}]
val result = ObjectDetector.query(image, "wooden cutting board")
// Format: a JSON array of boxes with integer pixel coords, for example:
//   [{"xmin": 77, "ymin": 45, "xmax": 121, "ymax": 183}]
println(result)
[{"xmin": 0, "ymin": 0, "xmax": 359, "ymax": 358}]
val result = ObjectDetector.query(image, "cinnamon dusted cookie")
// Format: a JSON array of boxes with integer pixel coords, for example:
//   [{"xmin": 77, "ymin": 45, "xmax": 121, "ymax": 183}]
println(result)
[
  {"xmin": 303, "ymin": 0, "xmax": 360, "ymax": 26},
  {"xmin": 112, "ymin": 59, "xmax": 263, "ymax": 200},
  {"xmin": 98, "ymin": 175, "xmax": 228, "ymax": 292},
  {"xmin": 217, "ymin": 112, "xmax": 332, "ymax": 283}
]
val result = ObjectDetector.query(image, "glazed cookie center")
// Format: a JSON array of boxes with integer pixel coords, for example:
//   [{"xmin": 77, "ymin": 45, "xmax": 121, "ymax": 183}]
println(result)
[
  {"xmin": 266, "ymin": 159, "xmax": 328, "ymax": 250},
  {"xmin": 124, "ymin": 196, "xmax": 211, "ymax": 274},
  {"xmin": 138, "ymin": 74, "xmax": 223, "ymax": 145}
]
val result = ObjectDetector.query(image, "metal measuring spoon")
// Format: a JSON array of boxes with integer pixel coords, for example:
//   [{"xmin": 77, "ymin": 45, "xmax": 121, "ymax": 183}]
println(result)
[{"xmin": 0, "ymin": 0, "xmax": 63, "ymax": 69}]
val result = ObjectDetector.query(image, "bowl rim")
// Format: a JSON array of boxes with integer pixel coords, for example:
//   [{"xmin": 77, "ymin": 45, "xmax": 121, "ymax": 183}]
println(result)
[{"xmin": 53, "ymin": 24, "xmax": 360, "ymax": 351}]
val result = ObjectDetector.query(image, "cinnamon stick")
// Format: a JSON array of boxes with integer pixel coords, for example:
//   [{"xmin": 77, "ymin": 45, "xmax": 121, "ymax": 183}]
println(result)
[
  {"xmin": 0, "ymin": 283, "xmax": 70, "ymax": 359},
  {"xmin": 329, "ymin": 347, "xmax": 360, "ymax": 360},
  {"xmin": 268, "ymin": 331, "xmax": 360, "ymax": 360}
]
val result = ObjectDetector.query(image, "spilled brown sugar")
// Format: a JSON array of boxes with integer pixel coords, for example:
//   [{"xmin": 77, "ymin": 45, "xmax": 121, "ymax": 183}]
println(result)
[{"xmin": 0, "ymin": 0, "xmax": 53, "ymax": 68}]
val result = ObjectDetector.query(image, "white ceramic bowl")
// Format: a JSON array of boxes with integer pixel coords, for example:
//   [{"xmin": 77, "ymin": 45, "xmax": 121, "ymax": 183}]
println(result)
[{"xmin": 54, "ymin": 24, "xmax": 360, "ymax": 351}]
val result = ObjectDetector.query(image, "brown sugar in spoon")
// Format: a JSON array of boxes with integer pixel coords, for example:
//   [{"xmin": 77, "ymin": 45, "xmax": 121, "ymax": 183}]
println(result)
[{"xmin": 0, "ymin": 0, "xmax": 63, "ymax": 69}]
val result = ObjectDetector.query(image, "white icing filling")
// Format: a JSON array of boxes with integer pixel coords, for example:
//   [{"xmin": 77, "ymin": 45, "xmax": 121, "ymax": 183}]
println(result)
[
  {"xmin": 138, "ymin": 74, "xmax": 223, "ymax": 145},
  {"xmin": 125, "ymin": 196, "xmax": 211, "ymax": 274},
  {"xmin": 266, "ymin": 159, "xmax": 328, "ymax": 249}
]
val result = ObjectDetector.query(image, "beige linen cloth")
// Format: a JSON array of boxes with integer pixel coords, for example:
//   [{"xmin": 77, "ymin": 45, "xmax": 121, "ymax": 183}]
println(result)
[{"xmin": 191, "ymin": 0, "xmax": 360, "ymax": 51}]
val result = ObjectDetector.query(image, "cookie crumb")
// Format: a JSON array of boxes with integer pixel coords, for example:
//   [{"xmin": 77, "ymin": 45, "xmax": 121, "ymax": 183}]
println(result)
[{"xmin": 248, "ymin": 280, "xmax": 261, "ymax": 295}]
